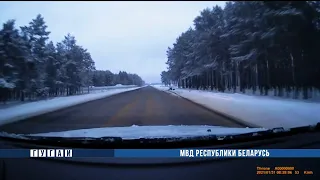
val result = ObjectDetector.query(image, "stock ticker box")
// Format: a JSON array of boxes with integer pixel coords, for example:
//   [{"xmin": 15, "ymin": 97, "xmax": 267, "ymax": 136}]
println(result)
[{"xmin": 30, "ymin": 149, "xmax": 73, "ymax": 158}]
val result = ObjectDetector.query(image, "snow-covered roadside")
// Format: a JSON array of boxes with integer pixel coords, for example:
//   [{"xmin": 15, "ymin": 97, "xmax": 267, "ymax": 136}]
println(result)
[
  {"xmin": 152, "ymin": 85, "xmax": 320, "ymax": 129},
  {"xmin": 0, "ymin": 87, "xmax": 141, "ymax": 126},
  {"xmin": 0, "ymin": 85, "xmax": 139, "ymax": 109}
]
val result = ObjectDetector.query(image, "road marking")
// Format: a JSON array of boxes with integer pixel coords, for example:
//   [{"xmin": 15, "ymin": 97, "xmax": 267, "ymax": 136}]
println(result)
[
  {"xmin": 105, "ymin": 96, "xmax": 140, "ymax": 126},
  {"xmin": 145, "ymin": 94, "xmax": 156, "ymax": 122}
]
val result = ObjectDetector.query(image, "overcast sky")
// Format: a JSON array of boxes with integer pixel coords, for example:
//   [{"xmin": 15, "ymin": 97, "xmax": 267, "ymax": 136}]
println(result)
[{"xmin": 0, "ymin": 1, "xmax": 226, "ymax": 83}]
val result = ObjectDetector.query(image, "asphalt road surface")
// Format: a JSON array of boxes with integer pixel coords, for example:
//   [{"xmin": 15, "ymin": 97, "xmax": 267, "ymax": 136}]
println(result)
[{"xmin": 0, "ymin": 86, "xmax": 245, "ymax": 134}]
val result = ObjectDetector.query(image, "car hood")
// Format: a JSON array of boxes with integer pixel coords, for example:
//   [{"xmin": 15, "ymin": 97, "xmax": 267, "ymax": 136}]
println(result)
[{"xmin": 28, "ymin": 125, "xmax": 267, "ymax": 140}]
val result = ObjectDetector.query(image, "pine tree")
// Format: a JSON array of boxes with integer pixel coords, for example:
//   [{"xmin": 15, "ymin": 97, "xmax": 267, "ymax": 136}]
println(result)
[
  {"xmin": 0, "ymin": 14, "xmax": 144, "ymax": 103},
  {"xmin": 163, "ymin": 1, "xmax": 320, "ymax": 100}
]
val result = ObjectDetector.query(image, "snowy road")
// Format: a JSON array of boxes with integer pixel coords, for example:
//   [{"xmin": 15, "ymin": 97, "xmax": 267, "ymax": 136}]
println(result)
[{"xmin": 0, "ymin": 86, "xmax": 247, "ymax": 134}]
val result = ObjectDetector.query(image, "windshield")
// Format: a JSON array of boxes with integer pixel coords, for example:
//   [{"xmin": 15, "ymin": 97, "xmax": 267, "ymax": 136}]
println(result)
[{"xmin": 0, "ymin": 1, "xmax": 319, "ymax": 141}]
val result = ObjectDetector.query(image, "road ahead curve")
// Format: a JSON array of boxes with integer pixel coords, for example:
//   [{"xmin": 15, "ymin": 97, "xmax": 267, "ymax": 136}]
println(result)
[{"xmin": 0, "ymin": 86, "xmax": 245, "ymax": 134}]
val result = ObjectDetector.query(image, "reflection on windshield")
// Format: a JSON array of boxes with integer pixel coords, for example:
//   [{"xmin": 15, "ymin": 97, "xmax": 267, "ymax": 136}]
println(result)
[{"xmin": 0, "ymin": 2, "xmax": 320, "ymax": 139}]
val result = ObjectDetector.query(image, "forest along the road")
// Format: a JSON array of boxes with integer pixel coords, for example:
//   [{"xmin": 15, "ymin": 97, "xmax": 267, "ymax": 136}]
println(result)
[{"xmin": 0, "ymin": 86, "xmax": 245, "ymax": 134}]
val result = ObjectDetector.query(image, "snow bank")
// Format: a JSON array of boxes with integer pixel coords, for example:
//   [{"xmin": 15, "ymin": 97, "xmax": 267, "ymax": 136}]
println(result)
[
  {"xmin": 153, "ymin": 86, "xmax": 320, "ymax": 129},
  {"xmin": 0, "ymin": 87, "xmax": 141, "ymax": 126}
]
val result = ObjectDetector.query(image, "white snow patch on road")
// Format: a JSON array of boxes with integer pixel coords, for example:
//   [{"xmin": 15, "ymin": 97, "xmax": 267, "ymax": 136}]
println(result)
[
  {"xmin": 153, "ymin": 85, "xmax": 320, "ymax": 129},
  {"xmin": 0, "ymin": 87, "xmax": 141, "ymax": 126}
]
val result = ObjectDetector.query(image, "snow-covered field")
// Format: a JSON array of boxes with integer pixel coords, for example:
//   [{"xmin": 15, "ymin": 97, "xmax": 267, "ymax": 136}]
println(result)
[
  {"xmin": 153, "ymin": 85, "xmax": 320, "ymax": 129},
  {"xmin": 0, "ymin": 86, "xmax": 141, "ymax": 126}
]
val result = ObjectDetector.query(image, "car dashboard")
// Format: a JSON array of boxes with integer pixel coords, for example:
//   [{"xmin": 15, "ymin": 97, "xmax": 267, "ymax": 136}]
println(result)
[{"xmin": 0, "ymin": 130, "xmax": 320, "ymax": 180}]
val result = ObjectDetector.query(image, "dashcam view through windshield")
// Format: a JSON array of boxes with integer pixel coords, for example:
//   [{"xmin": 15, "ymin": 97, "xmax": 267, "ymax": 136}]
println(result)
[
  {"xmin": 0, "ymin": 2, "xmax": 320, "ymax": 179},
  {"xmin": 0, "ymin": 0, "xmax": 319, "ymax": 144}
]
